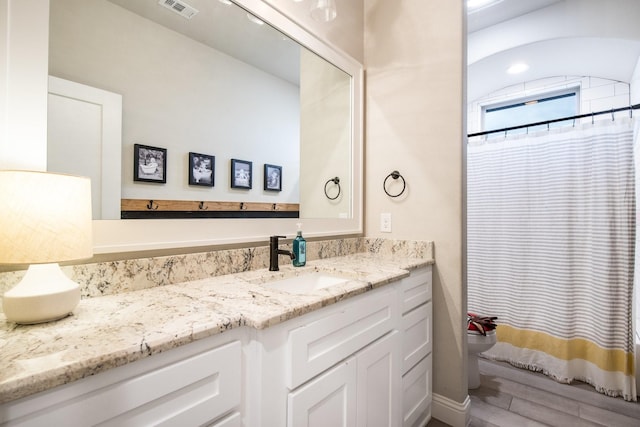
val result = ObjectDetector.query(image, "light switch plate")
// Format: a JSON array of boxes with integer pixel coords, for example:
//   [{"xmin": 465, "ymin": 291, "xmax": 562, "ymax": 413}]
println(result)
[{"xmin": 380, "ymin": 213, "xmax": 392, "ymax": 233}]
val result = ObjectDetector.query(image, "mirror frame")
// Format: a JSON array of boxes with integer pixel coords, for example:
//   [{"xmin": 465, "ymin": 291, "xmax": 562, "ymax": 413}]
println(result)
[{"xmin": 88, "ymin": 0, "xmax": 363, "ymax": 253}]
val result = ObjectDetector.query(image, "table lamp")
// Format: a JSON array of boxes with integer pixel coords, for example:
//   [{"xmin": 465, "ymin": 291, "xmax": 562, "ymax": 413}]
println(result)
[{"xmin": 0, "ymin": 170, "xmax": 93, "ymax": 324}]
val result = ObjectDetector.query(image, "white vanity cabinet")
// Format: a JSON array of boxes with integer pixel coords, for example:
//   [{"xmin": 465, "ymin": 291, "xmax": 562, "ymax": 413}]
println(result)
[
  {"xmin": 400, "ymin": 266, "xmax": 433, "ymax": 427},
  {"xmin": 251, "ymin": 266, "xmax": 432, "ymax": 427},
  {"xmin": 1, "ymin": 265, "xmax": 433, "ymax": 427},
  {"xmin": 287, "ymin": 330, "xmax": 401, "ymax": 427},
  {"xmin": 0, "ymin": 330, "xmax": 244, "ymax": 427}
]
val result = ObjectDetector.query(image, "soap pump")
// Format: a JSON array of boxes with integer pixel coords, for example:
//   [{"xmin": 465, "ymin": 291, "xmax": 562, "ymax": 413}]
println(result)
[{"xmin": 292, "ymin": 223, "xmax": 306, "ymax": 267}]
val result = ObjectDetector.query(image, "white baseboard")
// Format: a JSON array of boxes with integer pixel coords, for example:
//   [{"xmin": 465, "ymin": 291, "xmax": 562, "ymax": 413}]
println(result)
[{"xmin": 431, "ymin": 393, "xmax": 471, "ymax": 427}]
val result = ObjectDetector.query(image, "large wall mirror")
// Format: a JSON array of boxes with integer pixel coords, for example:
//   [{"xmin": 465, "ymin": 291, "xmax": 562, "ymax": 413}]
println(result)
[{"xmin": 46, "ymin": 0, "xmax": 363, "ymax": 254}]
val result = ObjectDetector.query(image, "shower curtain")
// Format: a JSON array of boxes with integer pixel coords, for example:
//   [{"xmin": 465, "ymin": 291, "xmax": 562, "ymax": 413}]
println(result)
[{"xmin": 467, "ymin": 119, "xmax": 637, "ymax": 401}]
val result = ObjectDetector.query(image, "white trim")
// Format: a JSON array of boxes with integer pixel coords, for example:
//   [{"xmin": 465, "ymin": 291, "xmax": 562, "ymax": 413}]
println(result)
[{"xmin": 431, "ymin": 393, "xmax": 471, "ymax": 427}]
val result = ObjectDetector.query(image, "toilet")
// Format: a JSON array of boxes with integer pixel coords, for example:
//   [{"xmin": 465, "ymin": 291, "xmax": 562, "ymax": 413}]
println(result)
[{"xmin": 467, "ymin": 329, "xmax": 497, "ymax": 389}]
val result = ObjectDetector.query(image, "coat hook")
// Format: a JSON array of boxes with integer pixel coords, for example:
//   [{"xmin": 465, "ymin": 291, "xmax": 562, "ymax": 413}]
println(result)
[
  {"xmin": 147, "ymin": 200, "xmax": 158, "ymax": 210},
  {"xmin": 272, "ymin": 203, "xmax": 277, "ymax": 211},
  {"xmin": 240, "ymin": 202, "xmax": 246, "ymax": 210},
  {"xmin": 199, "ymin": 201, "xmax": 208, "ymax": 210}
]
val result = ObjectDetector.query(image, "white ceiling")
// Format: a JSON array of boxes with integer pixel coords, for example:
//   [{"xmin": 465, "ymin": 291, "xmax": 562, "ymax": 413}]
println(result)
[
  {"xmin": 108, "ymin": 0, "xmax": 301, "ymax": 85},
  {"xmin": 467, "ymin": 0, "xmax": 562, "ymax": 33},
  {"xmin": 467, "ymin": 0, "xmax": 640, "ymax": 102}
]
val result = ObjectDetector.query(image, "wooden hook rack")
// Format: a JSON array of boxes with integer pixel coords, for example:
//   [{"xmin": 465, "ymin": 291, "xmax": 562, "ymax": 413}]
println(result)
[{"xmin": 120, "ymin": 199, "xmax": 300, "ymax": 219}]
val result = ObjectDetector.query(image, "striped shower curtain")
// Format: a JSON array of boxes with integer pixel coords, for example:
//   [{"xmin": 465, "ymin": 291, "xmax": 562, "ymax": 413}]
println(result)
[{"xmin": 467, "ymin": 119, "xmax": 637, "ymax": 401}]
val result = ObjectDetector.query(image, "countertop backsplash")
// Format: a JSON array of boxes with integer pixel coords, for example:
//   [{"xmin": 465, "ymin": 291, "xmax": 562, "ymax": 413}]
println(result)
[{"xmin": 0, "ymin": 237, "xmax": 433, "ymax": 311}]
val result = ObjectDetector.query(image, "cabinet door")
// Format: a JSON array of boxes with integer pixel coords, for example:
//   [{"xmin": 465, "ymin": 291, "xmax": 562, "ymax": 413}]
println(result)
[
  {"xmin": 288, "ymin": 286, "xmax": 397, "ymax": 389},
  {"xmin": 208, "ymin": 412, "xmax": 241, "ymax": 427},
  {"xmin": 356, "ymin": 331, "xmax": 401, "ymax": 427},
  {"xmin": 287, "ymin": 358, "xmax": 357, "ymax": 427},
  {"xmin": 402, "ymin": 353, "xmax": 432, "ymax": 427}
]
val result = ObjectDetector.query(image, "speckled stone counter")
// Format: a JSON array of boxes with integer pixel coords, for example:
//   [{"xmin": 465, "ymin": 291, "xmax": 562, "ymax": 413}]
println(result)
[{"xmin": 0, "ymin": 252, "xmax": 433, "ymax": 404}]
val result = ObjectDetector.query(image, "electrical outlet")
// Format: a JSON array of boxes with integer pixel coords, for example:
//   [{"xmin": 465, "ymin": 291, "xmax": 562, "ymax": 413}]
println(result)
[{"xmin": 380, "ymin": 213, "xmax": 392, "ymax": 233}]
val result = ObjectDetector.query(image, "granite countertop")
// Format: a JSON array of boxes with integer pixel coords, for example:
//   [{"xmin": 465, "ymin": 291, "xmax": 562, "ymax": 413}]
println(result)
[{"xmin": 0, "ymin": 253, "xmax": 432, "ymax": 404}]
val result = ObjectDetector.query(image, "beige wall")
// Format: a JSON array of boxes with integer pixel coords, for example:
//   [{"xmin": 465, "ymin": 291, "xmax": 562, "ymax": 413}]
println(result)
[
  {"xmin": 364, "ymin": 0, "xmax": 467, "ymax": 409},
  {"xmin": 0, "ymin": 0, "xmax": 49, "ymax": 171}
]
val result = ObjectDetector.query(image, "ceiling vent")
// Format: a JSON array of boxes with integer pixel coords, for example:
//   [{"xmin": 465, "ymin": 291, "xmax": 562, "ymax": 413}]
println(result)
[{"xmin": 158, "ymin": 0, "xmax": 199, "ymax": 19}]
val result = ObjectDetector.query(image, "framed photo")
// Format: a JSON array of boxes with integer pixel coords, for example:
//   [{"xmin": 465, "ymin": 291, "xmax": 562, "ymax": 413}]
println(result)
[
  {"xmin": 134, "ymin": 144, "xmax": 167, "ymax": 183},
  {"xmin": 230, "ymin": 158, "xmax": 252, "ymax": 189},
  {"xmin": 189, "ymin": 152, "xmax": 215, "ymax": 187},
  {"xmin": 264, "ymin": 164, "xmax": 282, "ymax": 191}
]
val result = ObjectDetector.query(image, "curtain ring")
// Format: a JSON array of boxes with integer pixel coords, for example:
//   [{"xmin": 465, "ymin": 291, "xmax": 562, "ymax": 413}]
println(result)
[
  {"xmin": 324, "ymin": 177, "xmax": 341, "ymax": 200},
  {"xmin": 383, "ymin": 171, "xmax": 406, "ymax": 198},
  {"xmin": 591, "ymin": 112, "xmax": 595, "ymax": 125},
  {"xmin": 611, "ymin": 108, "xmax": 615, "ymax": 121}
]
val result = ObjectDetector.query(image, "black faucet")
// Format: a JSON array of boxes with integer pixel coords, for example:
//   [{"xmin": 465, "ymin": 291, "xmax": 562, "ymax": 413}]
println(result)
[{"xmin": 269, "ymin": 235, "xmax": 295, "ymax": 271}]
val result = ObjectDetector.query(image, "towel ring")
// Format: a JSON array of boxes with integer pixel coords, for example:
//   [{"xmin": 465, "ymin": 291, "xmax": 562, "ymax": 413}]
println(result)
[
  {"xmin": 383, "ymin": 171, "xmax": 406, "ymax": 198},
  {"xmin": 324, "ymin": 177, "xmax": 341, "ymax": 200}
]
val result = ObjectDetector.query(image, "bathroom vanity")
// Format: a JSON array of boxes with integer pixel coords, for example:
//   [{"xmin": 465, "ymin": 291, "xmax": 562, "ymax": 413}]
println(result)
[{"xmin": 0, "ymin": 256, "xmax": 432, "ymax": 427}]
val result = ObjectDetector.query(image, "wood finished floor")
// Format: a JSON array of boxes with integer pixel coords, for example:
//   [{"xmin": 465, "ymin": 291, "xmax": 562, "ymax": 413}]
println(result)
[{"xmin": 427, "ymin": 358, "xmax": 640, "ymax": 427}]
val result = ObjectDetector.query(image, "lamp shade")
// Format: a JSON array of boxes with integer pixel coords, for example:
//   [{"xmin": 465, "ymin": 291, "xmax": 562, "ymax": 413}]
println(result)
[{"xmin": 0, "ymin": 171, "xmax": 93, "ymax": 264}]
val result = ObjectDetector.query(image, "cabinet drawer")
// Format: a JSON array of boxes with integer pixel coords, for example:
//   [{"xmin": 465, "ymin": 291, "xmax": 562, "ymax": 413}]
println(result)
[
  {"xmin": 402, "ymin": 353, "xmax": 432, "ymax": 427},
  {"xmin": 402, "ymin": 301, "xmax": 432, "ymax": 374},
  {"xmin": 401, "ymin": 266, "xmax": 432, "ymax": 314},
  {"xmin": 287, "ymin": 287, "xmax": 397, "ymax": 389},
  {"xmin": 7, "ymin": 341, "xmax": 242, "ymax": 427}
]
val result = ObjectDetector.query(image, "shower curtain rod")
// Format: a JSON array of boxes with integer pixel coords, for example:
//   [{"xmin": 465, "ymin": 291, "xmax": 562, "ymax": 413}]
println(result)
[{"xmin": 467, "ymin": 103, "xmax": 640, "ymax": 138}]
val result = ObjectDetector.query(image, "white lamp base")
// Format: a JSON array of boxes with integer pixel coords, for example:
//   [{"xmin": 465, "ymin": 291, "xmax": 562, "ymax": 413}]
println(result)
[{"xmin": 2, "ymin": 263, "xmax": 81, "ymax": 324}]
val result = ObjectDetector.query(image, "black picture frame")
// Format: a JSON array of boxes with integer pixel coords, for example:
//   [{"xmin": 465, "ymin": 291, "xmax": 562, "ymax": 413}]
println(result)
[
  {"xmin": 134, "ymin": 144, "xmax": 167, "ymax": 183},
  {"xmin": 264, "ymin": 164, "xmax": 282, "ymax": 192},
  {"xmin": 230, "ymin": 159, "xmax": 252, "ymax": 189},
  {"xmin": 188, "ymin": 152, "xmax": 215, "ymax": 187}
]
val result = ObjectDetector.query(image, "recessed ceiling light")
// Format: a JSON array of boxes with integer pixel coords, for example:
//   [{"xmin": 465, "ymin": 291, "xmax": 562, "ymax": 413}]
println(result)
[
  {"xmin": 467, "ymin": 0, "xmax": 504, "ymax": 13},
  {"xmin": 506, "ymin": 63, "xmax": 529, "ymax": 74}
]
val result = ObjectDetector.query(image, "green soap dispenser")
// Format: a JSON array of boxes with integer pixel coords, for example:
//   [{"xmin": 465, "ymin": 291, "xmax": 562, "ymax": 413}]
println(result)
[{"xmin": 292, "ymin": 223, "xmax": 306, "ymax": 267}]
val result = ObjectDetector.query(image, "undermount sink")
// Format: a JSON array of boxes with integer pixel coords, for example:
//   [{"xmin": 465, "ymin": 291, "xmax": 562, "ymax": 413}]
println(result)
[{"xmin": 265, "ymin": 272, "xmax": 351, "ymax": 294}]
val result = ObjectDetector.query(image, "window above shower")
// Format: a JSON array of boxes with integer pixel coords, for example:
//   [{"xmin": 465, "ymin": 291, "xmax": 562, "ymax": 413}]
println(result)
[
  {"xmin": 482, "ymin": 89, "xmax": 578, "ymax": 137},
  {"xmin": 467, "ymin": 76, "xmax": 632, "ymax": 138}
]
